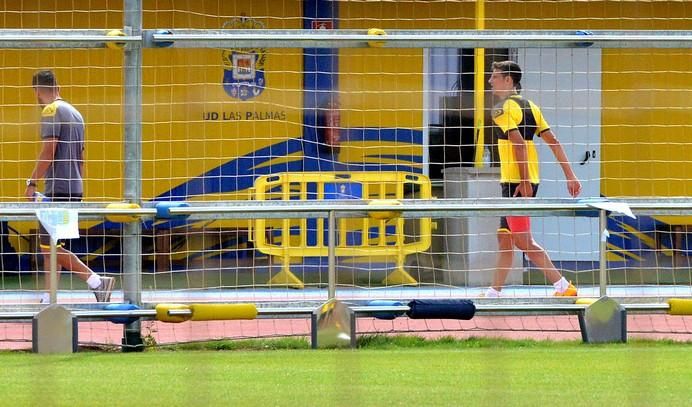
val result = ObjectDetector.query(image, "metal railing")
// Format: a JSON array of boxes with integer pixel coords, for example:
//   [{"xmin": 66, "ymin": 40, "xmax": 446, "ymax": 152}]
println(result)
[
  {"xmin": 1, "ymin": 29, "xmax": 691, "ymax": 49},
  {"xmin": 2, "ymin": 197, "xmax": 691, "ymax": 300},
  {"xmin": 0, "ymin": 302, "xmax": 673, "ymax": 321}
]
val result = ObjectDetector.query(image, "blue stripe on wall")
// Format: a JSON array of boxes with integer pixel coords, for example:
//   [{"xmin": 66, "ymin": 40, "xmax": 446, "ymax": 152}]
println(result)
[
  {"xmin": 303, "ymin": 0, "xmax": 339, "ymax": 172},
  {"xmin": 343, "ymin": 128, "xmax": 423, "ymax": 145},
  {"xmin": 365, "ymin": 155, "xmax": 423, "ymax": 164},
  {"xmin": 158, "ymin": 138, "xmax": 304, "ymax": 200}
]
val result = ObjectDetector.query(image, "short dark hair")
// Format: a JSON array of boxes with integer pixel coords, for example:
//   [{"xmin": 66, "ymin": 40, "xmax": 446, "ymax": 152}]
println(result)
[
  {"xmin": 491, "ymin": 60, "xmax": 522, "ymax": 92},
  {"xmin": 32, "ymin": 70, "xmax": 58, "ymax": 88}
]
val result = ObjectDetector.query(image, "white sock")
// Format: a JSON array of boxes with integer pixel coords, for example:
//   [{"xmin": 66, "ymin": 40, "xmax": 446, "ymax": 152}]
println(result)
[
  {"xmin": 485, "ymin": 287, "xmax": 501, "ymax": 298},
  {"xmin": 40, "ymin": 292, "xmax": 50, "ymax": 304},
  {"xmin": 86, "ymin": 273, "xmax": 102, "ymax": 290},
  {"xmin": 553, "ymin": 277, "xmax": 570, "ymax": 293}
]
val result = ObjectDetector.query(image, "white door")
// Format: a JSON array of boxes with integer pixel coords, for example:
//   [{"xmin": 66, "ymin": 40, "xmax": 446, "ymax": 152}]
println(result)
[{"xmin": 518, "ymin": 48, "xmax": 601, "ymax": 262}]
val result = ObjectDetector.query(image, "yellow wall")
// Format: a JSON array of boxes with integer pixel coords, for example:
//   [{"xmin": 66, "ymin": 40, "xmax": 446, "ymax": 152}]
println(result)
[
  {"xmin": 0, "ymin": 49, "xmax": 124, "ymax": 201},
  {"xmin": 140, "ymin": 45, "xmax": 303, "ymax": 201},
  {"xmin": 141, "ymin": 1, "xmax": 303, "ymax": 201},
  {"xmin": 486, "ymin": 0, "xmax": 690, "ymax": 30},
  {"xmin": 0, "ymin": 1, "xmax": 302, "ymax": 202},
  {"xmin": 602, "ymin": 50, "xmax": 692, "ymax": 196},
  {"xmin": 338, "ymin": 1, "xmax": 475, "ymax": 170}
]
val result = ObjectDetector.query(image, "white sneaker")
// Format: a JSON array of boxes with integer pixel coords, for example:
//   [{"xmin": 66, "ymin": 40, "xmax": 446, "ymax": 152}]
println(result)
[
  {"xmin": 92, "ymin": 276, "xmax": 115, "ymax": 302},
  {"xmin": 483, "ymin": 287, "xmax": 501, "ymax": 298}
]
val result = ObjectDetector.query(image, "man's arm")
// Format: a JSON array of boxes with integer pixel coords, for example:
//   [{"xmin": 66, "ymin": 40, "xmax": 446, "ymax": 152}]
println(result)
[
  {"xmin": 540, "ymin": 129, "xmax": 582, "ymax": 197},
  {"xmin": 24, "ymin": 137, "xmax": 58, "ymax": 200},
  {"xmin": 507, "ymin": 129, "xmax": 533, "ymax": 197}
]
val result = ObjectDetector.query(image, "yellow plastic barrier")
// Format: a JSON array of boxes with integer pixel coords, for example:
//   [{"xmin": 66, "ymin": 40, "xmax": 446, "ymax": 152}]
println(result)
[
  {"xmin": 668, "ymin": 298, "xmax": 692, "ymax": 315},
  {"xmin": 189, "ymin": 303, "xmax": 258, "ymax": 321},
  {"xmin": 155, "ymin": 303, "xmax": 191, "ymax": 323},
  {"xmin": 253, "ymin": 172, "xmax": 432, "ymax": 288},
  {"xmin": 575, "ymin": 298, "xmax": 598, "ymax": 305}
]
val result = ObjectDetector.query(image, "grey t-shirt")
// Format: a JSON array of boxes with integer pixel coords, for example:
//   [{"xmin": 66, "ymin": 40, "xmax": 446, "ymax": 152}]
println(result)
[{"xmin": 40, "ymin": 99, "xmax": 84, "ymax": 197}]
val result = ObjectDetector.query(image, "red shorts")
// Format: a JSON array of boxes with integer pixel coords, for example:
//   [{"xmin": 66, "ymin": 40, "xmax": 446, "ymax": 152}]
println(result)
[{"xmin": 498, "ymin": 183, "xmax": 539, "ymax": 233}]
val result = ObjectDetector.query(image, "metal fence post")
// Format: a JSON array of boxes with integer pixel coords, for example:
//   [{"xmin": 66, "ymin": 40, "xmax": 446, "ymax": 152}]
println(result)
[
  {"xmin": 599, "ymin": 209, "xmax": 608, "ymax": 297},
  {"xmin": 49, "ymin": 238, "xmax": 58, "ymax": 304},
  {"xmin": 328, "ymin": 210, "xmax": 336, "ymax": 300},
  {"xmin": 122, "ymin": 0, "xmax": 143, "ymax": 352}
]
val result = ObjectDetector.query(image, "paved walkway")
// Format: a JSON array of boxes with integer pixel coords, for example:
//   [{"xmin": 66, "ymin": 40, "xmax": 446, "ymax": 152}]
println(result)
[{"xmin": 1, "ymin": 285, "xmax": 690, "ymax": 305}]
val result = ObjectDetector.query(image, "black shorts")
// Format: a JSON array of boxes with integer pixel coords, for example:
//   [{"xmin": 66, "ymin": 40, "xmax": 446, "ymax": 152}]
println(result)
[
  {"xmin": 38, "ymin": 195, "xmax": 82, "ymax": 250},
  {"xmin": 499, "ymin": 183, "xmax": 539, "ymax": 232}
]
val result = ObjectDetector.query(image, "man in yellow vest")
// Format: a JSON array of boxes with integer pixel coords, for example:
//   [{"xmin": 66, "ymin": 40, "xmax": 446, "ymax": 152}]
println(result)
[{"xmin": 486, "ymin": 61, "xmax": 582, "ymax": 297}]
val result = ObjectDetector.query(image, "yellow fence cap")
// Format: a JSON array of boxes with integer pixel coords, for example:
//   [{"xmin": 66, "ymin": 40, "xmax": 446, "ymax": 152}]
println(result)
[{"xmin": 105, "ymin": 202, "xmax": 141, "ymax": 223}]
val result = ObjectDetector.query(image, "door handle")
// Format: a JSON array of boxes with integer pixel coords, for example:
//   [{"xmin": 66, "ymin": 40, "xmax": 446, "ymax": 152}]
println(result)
[{"xmin": 580, "ymin": 150, "xmax": 596, "ymax": 165}]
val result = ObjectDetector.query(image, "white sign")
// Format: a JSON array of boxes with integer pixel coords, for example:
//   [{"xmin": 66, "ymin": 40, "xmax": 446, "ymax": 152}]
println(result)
[
  {"xmin": 582, "ymin": 199, "xmax": 636, "ymax": 220},
  {"xmin": 36, "ymin": 209, "xmax": 80, "ymax": 242}
]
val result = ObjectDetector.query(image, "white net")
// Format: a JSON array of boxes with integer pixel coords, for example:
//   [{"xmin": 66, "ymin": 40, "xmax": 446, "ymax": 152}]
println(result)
[
  {"xmin": 0, "ymin": 1, "xmax": 690, "ymax": 347},
  {"xmin": 3, "ymin": 312, "xmax": 692, "ymax": 350}
]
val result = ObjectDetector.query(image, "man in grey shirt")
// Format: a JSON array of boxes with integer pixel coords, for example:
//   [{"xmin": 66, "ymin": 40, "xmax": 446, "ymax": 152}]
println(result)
[{"xmin": 25, "ymin": 70, "xmax": 114, "ymax": 303}]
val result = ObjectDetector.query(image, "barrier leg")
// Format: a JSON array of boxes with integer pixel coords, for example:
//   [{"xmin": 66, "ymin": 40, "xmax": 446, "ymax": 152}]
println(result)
[
  {"xmin": 267, "ymin": 256, "xmax": 304, "ymax": 289},
  {"xmin": 382, "ymin": 266, "xmax": 418, "ymax": 286},
  {"xmin": 382, "ymin": 250, "xmax": 417, "ymax": 285},
  {"xmin": 578, "ymin": 296, "xmax": 627, "ymax": 343},
  {"xmin": 122, "ymin": 323, "xmax": 145, "ymax": 352},
  {"xmin": 33, "ymin": 305, "xmax": 78, "ymax": 354},
  {"xmin": 312, "ymin": 299, "xmax": 354, "ymax": 349}
]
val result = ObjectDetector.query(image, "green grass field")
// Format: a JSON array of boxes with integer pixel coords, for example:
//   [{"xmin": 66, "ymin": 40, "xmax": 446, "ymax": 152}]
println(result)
[{"xmin": 1, "ymin": 338, "xmax": 690, "ymax": 406}]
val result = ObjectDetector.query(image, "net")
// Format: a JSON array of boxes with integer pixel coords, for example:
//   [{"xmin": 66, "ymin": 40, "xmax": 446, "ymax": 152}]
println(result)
[
  {"xmin": 3, "ymin": 312, "xmax": 692, "ymax": 350},
  {"xmin": 0, "ymin": 0, "xmax": 690, "ymax": 347}
]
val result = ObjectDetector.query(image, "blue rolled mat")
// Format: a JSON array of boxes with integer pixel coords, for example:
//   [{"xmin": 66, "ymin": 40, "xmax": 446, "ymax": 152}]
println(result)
[
  {"xmin": 406, "ymin": 299, "xmax": 476, "ymax": 320},
  {"xmin": 367, "ymin": 300, "xmax": 405, "ymax": 320},
  {"xmin": 104, "ymin": 303, "xmax": 141, "ymax": 325}
]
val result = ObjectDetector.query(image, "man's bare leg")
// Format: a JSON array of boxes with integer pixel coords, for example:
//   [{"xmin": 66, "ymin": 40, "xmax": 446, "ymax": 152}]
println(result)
[
  {"xmin": 490, "ymin": 231, "xmax": 515, "ymax": 293},
  {"xmin": 511, "ymin": 231, "xmax": 562, "ymax": 283}
]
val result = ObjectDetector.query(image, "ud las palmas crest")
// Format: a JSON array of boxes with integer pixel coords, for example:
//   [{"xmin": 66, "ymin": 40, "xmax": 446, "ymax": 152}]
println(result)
[{"xmin": 222, "ymin": 17, "xmax": 267, "ymax": 101}]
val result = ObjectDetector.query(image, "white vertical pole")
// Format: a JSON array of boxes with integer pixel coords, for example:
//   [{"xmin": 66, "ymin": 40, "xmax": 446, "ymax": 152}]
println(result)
[
  {"xmin": 422, "ymin": 48, "xmax": 430, "ymax": 177},
  {"xmin": 599, "ymin": 209, "xmax": 608, "ymax": 297},
  {"xmin": 328, "ymin": 210, "xmax": 336, "ymax": 299},
  {"xmin": 49, "ymin": 238, "xmax": 58, "ymax": 304},
  {"xmin": 473, "ymin": 0, "xmax": 486, "ymax": 167}
]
